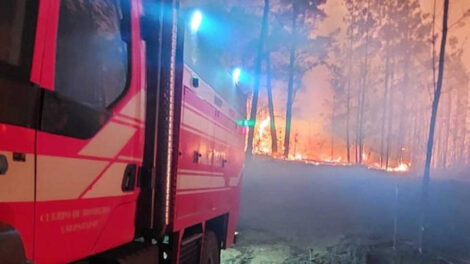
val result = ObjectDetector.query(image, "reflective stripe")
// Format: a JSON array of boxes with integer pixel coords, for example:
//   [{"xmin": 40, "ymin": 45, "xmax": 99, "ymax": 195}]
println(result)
[
  {"xmin": 176, "ymin": 187, "xmax": 230, "ymax": 195},
  {"xmin": 79, "ymin": 122, "xmax": 136, "ymax": 159},
  {"xmin": 120, "ymin": 90, "xmax": 146, "ymax": 122},
  {"xmin": 83, "ymin": 162, "xmax": 128, "ymax": 198},
  {"xmin": 177, "ymin": 174, "xmax": 226, "ymax": 190},
  {"xmin": 0, "ymin": 152, "xmax": 34, "ymax": 202},
  {"xmin": 36, "ymin": 156, "xmax": 108, "ymax": 201}
]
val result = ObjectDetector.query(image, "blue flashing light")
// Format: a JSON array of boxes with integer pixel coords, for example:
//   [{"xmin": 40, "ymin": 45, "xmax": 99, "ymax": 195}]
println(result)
[
  {"xmin": 190, "ymin": 10, "xmax": 203, "ymax": 32},
  {"xmin": 232, "ymin": 67, "xmax": 241, "ymax": 85}
]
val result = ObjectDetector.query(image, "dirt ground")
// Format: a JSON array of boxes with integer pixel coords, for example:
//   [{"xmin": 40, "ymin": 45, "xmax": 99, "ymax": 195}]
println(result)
[{"xmin": 221, "ymin": 156, "xmax": 470, "ymax": 264}]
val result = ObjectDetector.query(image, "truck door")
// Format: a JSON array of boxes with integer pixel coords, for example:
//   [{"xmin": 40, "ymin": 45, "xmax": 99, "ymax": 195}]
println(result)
[
  {"xmin": 33, "ymin": 0, "xmax": 145, "ymax": 263},
  {"xmin": 0, "ymin": 1, "xmax": 41, "ymax": 262}
]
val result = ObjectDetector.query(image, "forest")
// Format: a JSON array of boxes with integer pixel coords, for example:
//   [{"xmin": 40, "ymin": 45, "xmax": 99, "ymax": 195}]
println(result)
[{"xmin": 182, "ymin": 0, "xmax": 470, "ymax": 174}]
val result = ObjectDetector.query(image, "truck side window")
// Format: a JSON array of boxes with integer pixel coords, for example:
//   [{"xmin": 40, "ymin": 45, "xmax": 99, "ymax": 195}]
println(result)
[
  {"xmin": 0, "ymin": 0, "xmax": 38, "ymax": 128},
  {"xmin": 55, "ymin": 0, "xmax": 130, "ymax": 109},
  {"xmin": 0, "ymin": 0, "xmax": 25, "ymax": 67}
]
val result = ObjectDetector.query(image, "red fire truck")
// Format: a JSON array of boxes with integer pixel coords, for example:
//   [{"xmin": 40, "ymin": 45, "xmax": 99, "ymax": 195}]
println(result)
[{"xmin": 0, "ymin": 0, "xmax": 246, "ymax": 263}]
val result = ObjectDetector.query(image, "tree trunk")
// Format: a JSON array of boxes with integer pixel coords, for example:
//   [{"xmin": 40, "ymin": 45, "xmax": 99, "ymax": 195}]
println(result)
[
  {"xmin": 466, "ymin": 83, "xmax": 470, "ymax": 165},
  {"xmin": 419, "ymin": 0, "xmax": 449, "ymax": 253},
  {"xmin": 246, "ymin": 0, "xmax": 270, "ymax": 157},
  {"xmin": 456, "ymin": 83, "xmax": 467, "ymax": 164},
  {"xmin": 266, "ymin": 52, "xmax": 278, "ymax": 154},
  {"xmin": 467, "ymin": 85, "xmax": 470, "ymax": 165},
  {"xmin": 357, "ymin": 0, "xmax": 371, "ymax": 164},
  {"xmin": 443, "ymin": 89, "xmax": 451, "ymax": 168},
  {"xmin": 283, "ymin": 0, "xmax": 298, "ymax": 158},
  {"xmin": 355, "ymin": 88, "xmax": 361, "ymax": 163},
  {"xmin": 346, "ymin": 76, "xmax": 351, "ymax": 163},
  {"xmin": 398, "ymin": 24, "xmax": 411, "ymax": 162},
  {"xmin": 380, "ymin": 40, "xmax": 390, "ymax": 167},
  {"xmin": 453, "ymin": 88, "xmax": 461, "ymax": 165},
  {"xmin": 386, "ymin": 60, "xmax": 395, "ymax": 169},
  {"xmin": 398, "ymin": 39, "xmax": 410, "ymax": 161},
  {"xmin": 354, "ymin": 81, "xmax": 360, "ymax": 164},
  {"xmin": 331, "ymin": 96, "xmax": 336, "ymax": 160},
  {"xmin": 345, "ymin": 10, "xmax": 355, "ymax": 164},
  {"xmin": 411, "ymin": 110, "xmax": 419, "ymax": 166},
  {"xmin": 432, "ymin": 0, "xmax": 437, "ymax": 92},
  {"xmin": 294, "ymin": 132, "xmax": 299, "ymax": 156},
  {"xmin": 432, "ymin": 117, "xmax": 441, "ymax": 168},
  {"xmin": 460, "ymin": 81, "xmax": 469, "ymax": 163}
]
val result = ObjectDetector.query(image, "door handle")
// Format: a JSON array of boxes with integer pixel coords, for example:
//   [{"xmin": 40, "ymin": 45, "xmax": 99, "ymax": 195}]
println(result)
[
  {"xmin": 122, "ymin": 164, "xmax": 137, "ymax": 191},
  {"xmin": 12, "ymin": 152, "xmax": 26, "ymax": 162},
  {"xmin": 0, "ymin": 155, "xmax": 8, "ymax": 175},
  {"xmin": 193, "ymin": 151, "xmax": 202, "ymax": 163}
]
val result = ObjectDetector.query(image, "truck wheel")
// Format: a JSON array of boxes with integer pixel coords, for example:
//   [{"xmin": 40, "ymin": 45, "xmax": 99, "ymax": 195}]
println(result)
[{"xmin": 200, "ymin": 231, "xmax": 220, "ymax": 264}]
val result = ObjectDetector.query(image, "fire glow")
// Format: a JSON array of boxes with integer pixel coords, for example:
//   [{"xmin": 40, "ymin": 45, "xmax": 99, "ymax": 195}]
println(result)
[
  {"xmin": 252, "ymin": 115, "xmax": 411, "ymax": 173},
  {"xmin": 386, "ymin": 163, "xmax": 410, "ymax": 172},
  {"xmin": 255, "ymin": 117, "xmax": 272, "ymax": 154}
]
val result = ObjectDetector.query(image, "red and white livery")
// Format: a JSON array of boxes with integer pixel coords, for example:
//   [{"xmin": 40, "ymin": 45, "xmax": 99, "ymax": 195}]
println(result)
[{"xmin": 0, "ymin": 0, "xmax": 246, "ymax": 263}]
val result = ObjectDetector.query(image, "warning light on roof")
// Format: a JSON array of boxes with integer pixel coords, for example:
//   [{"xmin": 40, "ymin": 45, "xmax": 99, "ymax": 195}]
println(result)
[
  {"xmin": 190, "ymin": 10, "xmax": 203, "ymax": 33},
  {"xmin": 232, "ymin": 67, "xmax": 241, "ymax": 85},
  {"xmin": 237, "ymin": 119, "xmax": 255, "ymax": 127}
]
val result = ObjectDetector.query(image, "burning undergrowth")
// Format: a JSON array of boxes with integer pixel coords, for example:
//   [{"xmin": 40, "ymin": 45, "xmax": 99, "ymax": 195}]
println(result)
[{"xmin": 251, "ymin": 115, "xmax": 412, "ymax": 174}]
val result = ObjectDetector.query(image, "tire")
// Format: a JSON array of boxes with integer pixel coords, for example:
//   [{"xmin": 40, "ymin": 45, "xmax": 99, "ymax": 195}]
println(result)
[{"xmin": 200, "ymin": 231, "xmax": 220, "ymax": 264}]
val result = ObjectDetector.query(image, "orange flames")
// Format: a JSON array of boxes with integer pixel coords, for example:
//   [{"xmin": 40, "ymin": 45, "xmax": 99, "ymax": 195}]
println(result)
[
  {"xmin": 256, "ymin": 117, "xmax": 271, "ymax": 154},
  {"xmin": 258, "ymin": 117, "xmax": 270, "ymax": 139},
  {"xmin": 386, "ymin": 162, "xmax": 410, "ymax": 172},
  {"xmin": 252, "ymin": 115, "xmax": 411, "ymax": 173}
]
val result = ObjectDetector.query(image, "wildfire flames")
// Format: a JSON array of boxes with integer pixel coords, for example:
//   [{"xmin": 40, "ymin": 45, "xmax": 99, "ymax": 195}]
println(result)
[
  {"xmin": 257, "ymin": 117, "xmax": 271, "ymax": 154},
  {"xmin": 253, "ymin": 116, "xmax": 411, "ymax": 173},
  {"xmin": 385, "ymin": 163, "xmax": 410, "ymax": 172}
]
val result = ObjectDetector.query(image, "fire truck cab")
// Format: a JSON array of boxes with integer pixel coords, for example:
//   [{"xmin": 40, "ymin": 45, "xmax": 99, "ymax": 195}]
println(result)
[{"xmin": 0, "ymin": 0, "xmax": 246, "ymax": 263}]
